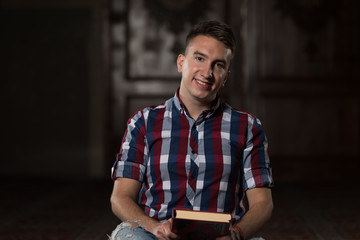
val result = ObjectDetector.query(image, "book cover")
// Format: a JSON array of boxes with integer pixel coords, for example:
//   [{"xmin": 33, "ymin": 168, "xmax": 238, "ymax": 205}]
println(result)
[{"xmin": 171, "ymin": 208, "xmax": 233, "ymax": 240}]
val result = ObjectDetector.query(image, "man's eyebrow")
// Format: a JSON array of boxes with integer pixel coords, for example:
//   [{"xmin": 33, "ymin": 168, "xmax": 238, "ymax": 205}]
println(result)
[{"xmin": 193, "ymin": 51, "xmax": 208, "ymax": 59}]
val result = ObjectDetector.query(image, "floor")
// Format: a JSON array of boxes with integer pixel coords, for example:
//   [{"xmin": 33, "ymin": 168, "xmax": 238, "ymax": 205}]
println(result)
[
  {"xmin": 259, "ymin": 182, "xmax": 360, "ymax": 240},
  {"xmin": 0, "ymin": 177, "xmax": 119, "ymax": 240},
  {"xmin": 0, "ymin": 177, "xmax": 359, "ymax": 240}
]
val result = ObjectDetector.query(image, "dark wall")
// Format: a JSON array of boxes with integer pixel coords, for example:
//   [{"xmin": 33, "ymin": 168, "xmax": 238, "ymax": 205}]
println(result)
[
  {"xmin": 0, "ymin": 1, "xmax": 107, "ymax": 179},
  {"xmin": 109, "ymin": 0, "xmax": 360, "ymax": 183},
  {"xmin": 247, "ymin": 0, "xmax": 360, "ymax": 182},
  {"xmin": 1, "ymin": 0, "xmax": 359, "ymax": 182}
]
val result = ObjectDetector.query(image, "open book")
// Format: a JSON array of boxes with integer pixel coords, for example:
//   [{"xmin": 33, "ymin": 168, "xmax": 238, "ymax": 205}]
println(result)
[{"xmin": 171, "ymin": 208, "xmax": 233, "ymax": 240}]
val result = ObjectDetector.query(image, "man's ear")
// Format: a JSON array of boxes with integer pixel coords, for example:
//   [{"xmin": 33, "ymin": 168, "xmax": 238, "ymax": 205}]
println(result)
[
  {"xmin": 177, "ymin": 54, "xmax": 185, "ymax": 73},
  {"xmin": 223, "ymin": 71, "xmax": 231, "ymax": 86}
]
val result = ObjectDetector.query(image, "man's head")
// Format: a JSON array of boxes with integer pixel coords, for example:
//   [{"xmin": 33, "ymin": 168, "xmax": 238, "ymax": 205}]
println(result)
[
  {"xmin": 184, "ymin": 21, "xmax": 236, "ymax": 58},
  {"xmin": 177, "ymin": 21, "xmax": 236, "ymax": 109}
]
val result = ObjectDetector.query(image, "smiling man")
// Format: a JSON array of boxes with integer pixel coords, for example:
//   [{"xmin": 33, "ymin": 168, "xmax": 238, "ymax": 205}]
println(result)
[
  {"xmin": 177, "ymin": 35, "xmax": 231, "ymax": 119},
  {"xmin": 110, "ymin": 21, "xmax": 274, "ymax": 240}
]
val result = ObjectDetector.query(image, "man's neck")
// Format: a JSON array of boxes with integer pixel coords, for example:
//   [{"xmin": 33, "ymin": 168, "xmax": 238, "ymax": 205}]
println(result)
[{"xmin": 179, "ymin": 94, "xmax": 214, "ymax": 120}]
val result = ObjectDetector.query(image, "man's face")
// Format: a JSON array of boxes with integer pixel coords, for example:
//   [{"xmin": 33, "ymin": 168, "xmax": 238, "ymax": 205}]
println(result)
[{"xmin": 177, "ymin": 35, "xmax": 232, "ymax": 105}]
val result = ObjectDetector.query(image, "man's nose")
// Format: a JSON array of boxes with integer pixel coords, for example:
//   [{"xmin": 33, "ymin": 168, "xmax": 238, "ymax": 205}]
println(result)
[{"xmin": 201, "ymin": 64, "xmax": 213, "ymax": 79}]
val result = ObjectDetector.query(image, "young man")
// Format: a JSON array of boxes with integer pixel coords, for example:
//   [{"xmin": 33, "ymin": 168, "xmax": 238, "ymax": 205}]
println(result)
[{"xmin": 110, "ymin": 21, "xmax": 274, "ymax": 240}]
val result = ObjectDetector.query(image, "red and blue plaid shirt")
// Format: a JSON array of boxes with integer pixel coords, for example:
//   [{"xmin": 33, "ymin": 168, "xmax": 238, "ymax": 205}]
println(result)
[{"xmin": 111, "ymin": 91, "xmax": 273, "ymax": 222}]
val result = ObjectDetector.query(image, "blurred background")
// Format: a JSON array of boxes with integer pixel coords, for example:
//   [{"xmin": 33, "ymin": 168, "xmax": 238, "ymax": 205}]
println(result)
[
  {"xmin": 0, "ymin": 0, "xmax": 359, "ymax": 238},
  {"xmin": 1, "ymin": 0, "xmax": 358, "ymax": 182}
]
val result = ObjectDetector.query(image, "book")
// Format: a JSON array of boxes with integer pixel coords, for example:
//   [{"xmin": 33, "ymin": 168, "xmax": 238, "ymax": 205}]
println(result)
[{"xmin": 171, "ymin": 208, "xmax": 233, "ymax": 240}]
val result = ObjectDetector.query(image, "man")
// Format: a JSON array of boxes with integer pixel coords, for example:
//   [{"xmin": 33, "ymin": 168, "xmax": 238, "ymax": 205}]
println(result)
[{"xmin": 110, "ymin": 21, "xmax": 274, "ymax": 240}]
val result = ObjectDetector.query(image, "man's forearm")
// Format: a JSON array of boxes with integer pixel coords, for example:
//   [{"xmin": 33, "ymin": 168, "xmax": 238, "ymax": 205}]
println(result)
[
  {"xmin": 110, "ymin": 178, "xmax": 178, "ymax": 239},
  {"xmin": 110, "ymin": 194, "xmax": 159, "ymax": 231},
  {"xmin": 235, "ymin": 200, "xmax": 273, "ymax": 239},
  {"xmin": 233, "ymin": 187, "xmax": 273, "ymax": 239}
]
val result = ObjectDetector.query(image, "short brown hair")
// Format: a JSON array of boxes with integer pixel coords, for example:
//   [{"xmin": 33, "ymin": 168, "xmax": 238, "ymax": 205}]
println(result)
[{"xmin": 185, "ymin": 20, "xmax": 236, "ymax": 57}]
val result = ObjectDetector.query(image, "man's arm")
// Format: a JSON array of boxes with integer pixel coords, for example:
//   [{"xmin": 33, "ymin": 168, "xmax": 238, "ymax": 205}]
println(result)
[
  {"xmin": 235, "ymin": 187, "xmax": 273, "ymax": 239},
  {"xmin": 110, "ymin": 178, "xmax": 178, "ymax": 240}
]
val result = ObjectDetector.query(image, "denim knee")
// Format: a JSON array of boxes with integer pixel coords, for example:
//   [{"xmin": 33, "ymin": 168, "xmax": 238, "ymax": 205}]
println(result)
[{"xmin": 109, "ymin": 221, "xmax": 158, "ymax": 240}]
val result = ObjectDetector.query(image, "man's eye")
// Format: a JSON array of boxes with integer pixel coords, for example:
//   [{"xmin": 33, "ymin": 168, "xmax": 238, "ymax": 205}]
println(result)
[
  {"xmin": 195, "ymin": 57, "xmax": 204, "ymax": 61},
  {"xmin": 216, "ymin": 63, "xmax": 225, "ymax": 69}
]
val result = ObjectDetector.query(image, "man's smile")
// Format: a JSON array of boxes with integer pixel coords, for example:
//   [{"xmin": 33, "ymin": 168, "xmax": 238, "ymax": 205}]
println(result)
[{"xmin": 194, "ymin": 78, "xmax": 212, "ymax": 87}]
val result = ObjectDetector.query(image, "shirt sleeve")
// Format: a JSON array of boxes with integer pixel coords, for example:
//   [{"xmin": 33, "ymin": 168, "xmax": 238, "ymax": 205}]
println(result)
[
  {"xmin": 242, "ymin": 116, "xmax": 274, "ymax": 190},
  {"xmin": 111, "ymin": 110, "xmax": 148, "ymax": 182}
]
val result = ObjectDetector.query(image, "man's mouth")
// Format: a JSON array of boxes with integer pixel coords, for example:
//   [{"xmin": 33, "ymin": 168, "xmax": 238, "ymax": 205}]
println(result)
[{"xmin": 195, "ymin": 79, "xmax": 211, "ymax": 86}]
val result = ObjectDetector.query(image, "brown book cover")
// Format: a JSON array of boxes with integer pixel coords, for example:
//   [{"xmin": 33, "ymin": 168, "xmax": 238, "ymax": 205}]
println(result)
[{"xmin": 171, "ymin": 208, "xmax": 233, "ymax": 240}]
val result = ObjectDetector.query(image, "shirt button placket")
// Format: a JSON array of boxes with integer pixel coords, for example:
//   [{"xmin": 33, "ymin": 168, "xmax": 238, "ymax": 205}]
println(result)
[{"xmin": 186, "ymin": 123, "xmax": 199, "ymax": 207}]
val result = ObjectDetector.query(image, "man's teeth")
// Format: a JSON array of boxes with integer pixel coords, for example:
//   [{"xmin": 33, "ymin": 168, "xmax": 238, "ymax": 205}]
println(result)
[{"xmin": 196, "ymin": 79, "xmax": 207, "ymax": 86}]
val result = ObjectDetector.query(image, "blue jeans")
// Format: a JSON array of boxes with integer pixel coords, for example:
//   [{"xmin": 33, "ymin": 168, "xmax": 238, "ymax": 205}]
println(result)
[
  {"xmin": 109, "ymin": 221, "xmax": 266, "ymax": 240},
  {"xmin": 109, "ymin": 221, "xmax": 158, "ymax": 240}
]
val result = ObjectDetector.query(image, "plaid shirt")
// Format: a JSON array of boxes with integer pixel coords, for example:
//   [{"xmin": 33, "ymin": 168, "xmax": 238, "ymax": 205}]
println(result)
[{"xmin": 111, "ymin": 91, "xmax": 273, "ymax": 222}]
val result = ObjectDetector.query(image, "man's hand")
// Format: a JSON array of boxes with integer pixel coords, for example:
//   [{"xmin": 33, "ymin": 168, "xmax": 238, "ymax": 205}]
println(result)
[{"xmin": 150, "ymin": 219, "xmax": 179, "ymax": 240}]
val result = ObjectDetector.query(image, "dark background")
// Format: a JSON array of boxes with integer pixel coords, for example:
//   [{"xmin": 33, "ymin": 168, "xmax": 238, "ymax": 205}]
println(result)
[{"xmin": 1, "ymin": 0, "xmax": 359, "ymax": 182}]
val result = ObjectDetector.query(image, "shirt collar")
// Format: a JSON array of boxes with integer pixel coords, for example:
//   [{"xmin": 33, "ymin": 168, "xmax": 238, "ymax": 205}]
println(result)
[{"xmin": 174, "ymin": 88, "xmax": 222, "ymax": 118}]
